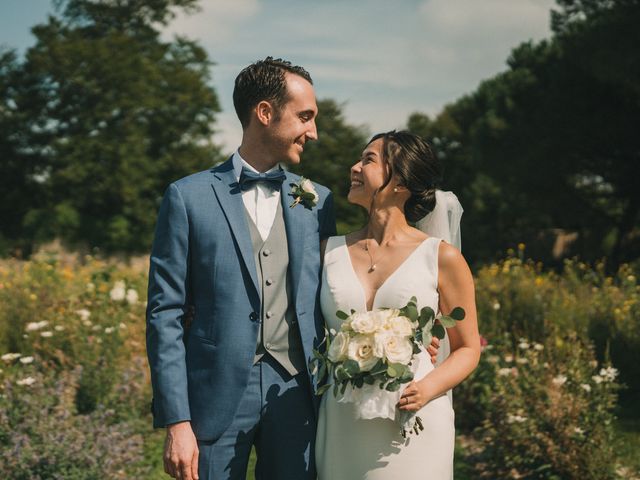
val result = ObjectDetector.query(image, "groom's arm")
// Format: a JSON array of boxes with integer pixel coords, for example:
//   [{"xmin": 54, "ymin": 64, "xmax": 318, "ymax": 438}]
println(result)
[{"xmin": 146, "ymin": 182, "xmax": 191, "ymax": 428}]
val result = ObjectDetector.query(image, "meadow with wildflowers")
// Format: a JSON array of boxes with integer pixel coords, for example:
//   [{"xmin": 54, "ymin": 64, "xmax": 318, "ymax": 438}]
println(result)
[{"xmin": 0, "ymin": 247, "xmax": 638, "ymax": 478}]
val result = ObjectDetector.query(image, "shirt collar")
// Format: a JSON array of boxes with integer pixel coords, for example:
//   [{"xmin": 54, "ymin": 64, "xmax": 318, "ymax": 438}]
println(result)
[{"xmin": 232, "ymin": 149, "xmax": 281, "ymax": 182}]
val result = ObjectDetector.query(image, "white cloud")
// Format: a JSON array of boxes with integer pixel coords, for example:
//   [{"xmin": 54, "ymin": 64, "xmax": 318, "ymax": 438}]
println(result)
[{"xmin": 164, "ymin": 0, "xmax": 261, "ymax": 44}]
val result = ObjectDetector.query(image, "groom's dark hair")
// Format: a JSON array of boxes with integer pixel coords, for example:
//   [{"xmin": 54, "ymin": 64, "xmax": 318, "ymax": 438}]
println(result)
[{"xmin": 233, "ymin": 57, "xmax": 313, "ymax": 129}]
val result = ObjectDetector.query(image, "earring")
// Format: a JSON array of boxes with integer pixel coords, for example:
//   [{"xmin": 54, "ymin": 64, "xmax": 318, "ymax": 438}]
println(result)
[{"xmin": 393, "ymin": 187, "xmax": 399, "ymax": 193}]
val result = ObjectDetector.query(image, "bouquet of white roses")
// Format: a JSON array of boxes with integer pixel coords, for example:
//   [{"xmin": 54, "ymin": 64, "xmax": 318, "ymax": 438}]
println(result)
[{"xmin": 312, "ymin": 296, "xmax": 464, "ymax": 436}]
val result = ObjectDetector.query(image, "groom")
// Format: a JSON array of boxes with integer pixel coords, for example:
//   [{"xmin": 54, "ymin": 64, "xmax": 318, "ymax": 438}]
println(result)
[{"xmin": 146, "ymin": 57, "xmax": 336, "ymax": 480}]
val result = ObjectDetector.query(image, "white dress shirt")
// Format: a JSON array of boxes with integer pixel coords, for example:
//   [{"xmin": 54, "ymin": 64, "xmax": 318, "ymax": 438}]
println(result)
[{"xmin": 233, "ymin": 150, "xmax": 281, "ymax": 241}]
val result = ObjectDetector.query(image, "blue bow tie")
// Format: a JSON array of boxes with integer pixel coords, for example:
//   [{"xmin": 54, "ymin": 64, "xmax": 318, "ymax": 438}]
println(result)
[{"xmin": 238, "ymin": 168, "xmax": 286, "ymax": 191}]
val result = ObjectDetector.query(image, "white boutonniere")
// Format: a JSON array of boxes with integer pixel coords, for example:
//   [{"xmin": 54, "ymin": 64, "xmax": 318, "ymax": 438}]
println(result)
[{"xmin": 289, "ymin": 177, "xmax": 319, "ymax": 210}]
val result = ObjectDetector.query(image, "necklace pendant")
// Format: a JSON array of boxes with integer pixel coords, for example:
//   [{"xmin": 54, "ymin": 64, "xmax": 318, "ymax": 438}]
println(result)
[{"xmin": 369, "ymin": 264, "xmax": 377, "ymax": 272}]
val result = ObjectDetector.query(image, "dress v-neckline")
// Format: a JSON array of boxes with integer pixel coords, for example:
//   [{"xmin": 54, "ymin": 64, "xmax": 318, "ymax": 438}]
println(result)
[{"xmin": 341, "ymin": 235, "xmax": 430, "ymax": 312}]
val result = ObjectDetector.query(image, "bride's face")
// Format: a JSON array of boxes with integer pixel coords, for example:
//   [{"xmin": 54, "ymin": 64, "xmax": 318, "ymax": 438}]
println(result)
[{"xmin": 348, "ymin": 138, "xmax": 392, "ymax": 208}]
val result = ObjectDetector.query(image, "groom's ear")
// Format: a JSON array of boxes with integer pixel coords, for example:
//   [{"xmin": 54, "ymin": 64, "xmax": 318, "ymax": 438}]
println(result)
[{"xmin": 255, "ymin": 100, "xmax": 274, "ymax": 126}]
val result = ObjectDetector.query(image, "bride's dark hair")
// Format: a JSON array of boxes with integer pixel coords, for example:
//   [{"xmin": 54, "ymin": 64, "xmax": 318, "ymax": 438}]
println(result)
[{"xmin": 368, "ymin": 130, "xmax": 442, "ymax": 223}]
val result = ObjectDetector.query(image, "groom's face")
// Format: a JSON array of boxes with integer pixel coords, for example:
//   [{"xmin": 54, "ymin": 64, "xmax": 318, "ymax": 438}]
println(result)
[{"xmin": 268, "ymin": 73, "xmax": 318, "ymax": 165}]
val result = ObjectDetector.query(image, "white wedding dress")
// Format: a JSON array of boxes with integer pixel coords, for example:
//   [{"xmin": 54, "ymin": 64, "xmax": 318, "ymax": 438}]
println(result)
[{"xmin": 315, "ymin": 235, "xmax": 455, "ymax": 480}]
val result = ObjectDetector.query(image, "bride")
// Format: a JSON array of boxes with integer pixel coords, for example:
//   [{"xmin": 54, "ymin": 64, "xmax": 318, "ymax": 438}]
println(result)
[{"xmin": 315, "ymin": 130, "xmax": 480, "ymax": 479}]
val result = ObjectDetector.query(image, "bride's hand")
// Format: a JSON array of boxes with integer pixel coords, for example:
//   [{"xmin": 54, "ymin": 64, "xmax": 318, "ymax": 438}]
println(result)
[
  {"xmin": 398, "ymin": 380, "xmax": 431, "ymax": 412},
  {"xmin": 428, "ymin": 336, "xmax": 440, "ymax": 365}
]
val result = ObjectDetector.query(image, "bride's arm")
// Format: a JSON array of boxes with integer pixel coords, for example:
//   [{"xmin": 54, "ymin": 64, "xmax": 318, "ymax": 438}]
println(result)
[{"xmin": 399, "ymin": 242, "xmax": 480, "ymax": 411}]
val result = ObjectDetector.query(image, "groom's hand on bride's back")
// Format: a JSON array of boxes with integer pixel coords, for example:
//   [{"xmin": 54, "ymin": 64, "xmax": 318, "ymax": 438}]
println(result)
[
  {"xmin": 164, "ymin": 421, "xmax": 199, "ymax": 480},
  {"xmin": 428, "ymin": 336, "xmax": 440, "ymax": 365}
]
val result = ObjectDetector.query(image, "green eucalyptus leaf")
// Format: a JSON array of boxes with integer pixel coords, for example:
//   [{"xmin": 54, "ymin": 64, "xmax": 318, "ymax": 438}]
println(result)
[
  {"xmin": 405, "ymin": 304, "xmax": 418, "ymax": 322},
  {"xmin": 386, "ymin": 380, "xmax": 402, "ymax": 392},
  {"xmin": 450, "ymin": 307, "xmax": 465, "ymax": 321},
  {"xmin": 387, "ymin": 365, "xmax": 398, "ymax": 377},
  {"xmin": 433, "ymin": 324, "xmax": 446, "ymax": 340},
  {"xmin": 439, "ymin": 315, "xmax": 457, "ymax": 328},
  {"xmin": 316, "ymin": 384, "xmax": 331, "ymax": 396},
  {"xmin": 336, "ymin": 310, "xmax": 349, "ymax": 320}
]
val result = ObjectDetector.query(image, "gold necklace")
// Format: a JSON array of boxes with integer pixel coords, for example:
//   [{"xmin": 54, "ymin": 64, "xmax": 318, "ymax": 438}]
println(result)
[{"xmin": 363, "ymin": 237, "xmax": 388, "ymax": 273}]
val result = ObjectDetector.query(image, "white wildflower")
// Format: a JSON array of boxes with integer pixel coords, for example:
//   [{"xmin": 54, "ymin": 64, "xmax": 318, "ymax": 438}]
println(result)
[
  {"xmin": 119, "ymin": 322, "xmax": 127, "ymax": 329},
  {"xmin": 552, "ymin": 375, "xmax": 567, "ymax": 386},
  {"xmin": 110, "ymin": 280, "xmax": 126, "ymax": 301},
  {"xmin": 83, "ymin": 320, "xmax": 92, "ymax": 327},
  {"xmin": 599, "ymin": 366, "xmax": 618, "ymax": 381},
  {"xmin": 1, "ymin": 353, "xmax": 21, "ymax": 362},
  {"xmin": 498, "ymin": 367, "xmax": 512, "ymax": 376},
  {"xmin": 518, "ymin": 341, "xmax": 530, "ymax": 350},
  {"xmin": 40, "ymin": 331, "xmax": 53, "ymax": 338},
  {"xmin": 592, "ymin": 375, "xmax": 604, "ymax": 384},
  {"xmin": 86, "ymin": 282, "xmax": 95, "ymax": 292},
  {"xmin": 516, "ymin": 357, "xmax": 529, "ymax": 364},
  {"xmin": 574, "ymin": 427, "xmax": 585, "ymax": 435},
  {"xmin": 91, "ymin": 325, "xmax": 102, "ymax": 331},
  {"xmin": 504, "ymin": 354, "xmax": 514, "ymax": 363},
  {"xmin": 487, "ymin": 355, "xmax": 500, "ymax": 364},
  {"xmin": 104, "ymin": 327, "xmax": 115, "ymax": 334},
  {"xmin": 54, "ymin": 325, "xmax": 65, "ymax": 332},
  {"xmin": 19, "ymin": 356, "xmax": 34, "ymax": 364},
  {"xmin": 25, "ymin": 321, "xmax": 49, "ymax": 332},
  {"xmin": 507, "ymin": 414, "xmax": 527, "ymax": 424},
  {"xmin": 581, "ymin": 383, "xmax": 592, "ymax": 393},
  {"xmin": 492, "ymin": 301, "xmax": 501, "ymax": 311},
  {"xmin": 533, "ymin": 343, "xmax": 544, "ymax": 351},
  {"xmin": 126, "ymin": 288, "xmax": 139, "ymax": 305},
  {"xmin": 16, "ymin": 377, "xmax": 36, "ymax": 386},
  {"xmin": 75, "ymin": 309, "xmax": 91, "ymax": 321}
]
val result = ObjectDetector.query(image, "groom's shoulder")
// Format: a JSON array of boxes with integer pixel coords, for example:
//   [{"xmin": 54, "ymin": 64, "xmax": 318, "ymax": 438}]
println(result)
[{"xmin": 170, "ymin": 162, "xmax": 227, "ymax": 192}]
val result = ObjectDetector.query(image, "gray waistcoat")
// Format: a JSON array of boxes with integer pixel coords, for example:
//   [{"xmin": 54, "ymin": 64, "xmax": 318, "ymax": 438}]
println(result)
[{"xmin": 245, "ymin": 201, "xmax": 306, "ymax": 375}]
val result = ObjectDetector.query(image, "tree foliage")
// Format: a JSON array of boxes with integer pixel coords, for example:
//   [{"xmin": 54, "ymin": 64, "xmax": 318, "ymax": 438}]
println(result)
[
  {"xmin": 408, "ymin": 0, "xmax": 640, "ymax": 268},
  {"xmin": 0, "ymin": 0, "xmax": 223, "ymax": 254}
]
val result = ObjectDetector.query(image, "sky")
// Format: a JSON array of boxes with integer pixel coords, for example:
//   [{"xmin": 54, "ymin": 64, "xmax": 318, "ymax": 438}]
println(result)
[{"xmin": 0, "ymin": 0, "xmax": 556, "ymax": 154}]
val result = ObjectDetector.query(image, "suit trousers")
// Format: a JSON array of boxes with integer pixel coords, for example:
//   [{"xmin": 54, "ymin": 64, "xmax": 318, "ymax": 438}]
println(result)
[{"xmin": 197, "ymin": 354, "xmax": 316, "ymax": 480}]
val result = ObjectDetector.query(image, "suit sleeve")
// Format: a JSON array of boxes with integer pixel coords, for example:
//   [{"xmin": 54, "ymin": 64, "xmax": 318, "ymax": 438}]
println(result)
[
  {"xmin": 146, "ymin": 183, "xmax": 191, "ymax": 428},
  {"xmin": 318, "ymin": 191, "xmax": 337, "ymax": 240}
]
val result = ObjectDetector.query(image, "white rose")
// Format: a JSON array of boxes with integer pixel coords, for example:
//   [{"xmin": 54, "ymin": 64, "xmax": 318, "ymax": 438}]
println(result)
[
  {"xmin": 387, "ymin": 315, "xmax": 414, "ymax": 337},
  {"xmin": 328, "ymin": 331, "xmax": 349, "ymax": 362},
  {"xmin": 347, "ymin": 334, "xmax": 379, "ymax": 371},
  {"xmin": 382, "ymin": 335, "xmax": 414, "ymax": 365},
  {"xmin": 300, "ymin": 178, "xmax": 319, "ymax": 202},
  {"xmin": 350, "ymin": 312, "xmax": 379, "ymax": 334}
]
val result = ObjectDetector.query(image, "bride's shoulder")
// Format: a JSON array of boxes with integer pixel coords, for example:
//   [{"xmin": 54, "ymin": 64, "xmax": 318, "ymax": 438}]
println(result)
[{"xmin": 437, "ymin": 241, "xmax": 471, "ymax": 279}]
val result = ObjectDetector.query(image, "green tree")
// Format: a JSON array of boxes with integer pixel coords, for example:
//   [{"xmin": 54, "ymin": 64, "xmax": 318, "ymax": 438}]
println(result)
[
  {"xmin": 3, "ymin": 0, "xmax": 223, "ymax": 254},
  {"xmin": 408, "ymin": 0, "xmax": 640, "ymax": 268},
  {"xmin": 290, "ymin": 99, "xmax": 369, "ymax": 234}
]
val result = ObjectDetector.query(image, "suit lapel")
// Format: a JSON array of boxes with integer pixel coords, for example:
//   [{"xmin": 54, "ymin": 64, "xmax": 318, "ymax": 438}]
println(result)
[
  {"xmin": 281, "ymin": 173, "xmax": 308, "ymax": 306},
  {"xmin": 210, "ymin": 158, "xmax": 260, "ymax": 299}
]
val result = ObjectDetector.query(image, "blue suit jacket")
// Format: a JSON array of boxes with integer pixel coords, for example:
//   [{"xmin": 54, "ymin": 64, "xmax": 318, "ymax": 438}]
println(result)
[{"xmin": 146, "ymin": 158, "xmax": 336, "ymax": 442}]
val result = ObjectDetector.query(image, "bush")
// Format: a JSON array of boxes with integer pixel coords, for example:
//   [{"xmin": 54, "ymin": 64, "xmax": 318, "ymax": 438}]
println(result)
[
  {"xmin": 474, "ymin": 250, "xmax": 640, "ymax": 394},
  {"xmin": 0, "ymin": 367, "xmax": 147, "ymax": 479},
  {"xmin": 467, "ymin": 334, "xmax": 620, "ymax": 479}
]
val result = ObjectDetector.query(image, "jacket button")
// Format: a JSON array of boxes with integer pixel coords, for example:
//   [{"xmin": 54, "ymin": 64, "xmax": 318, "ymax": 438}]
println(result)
[{"xmin": 249, "ymin": 312, "xmax": 257, "ymax": 321}]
